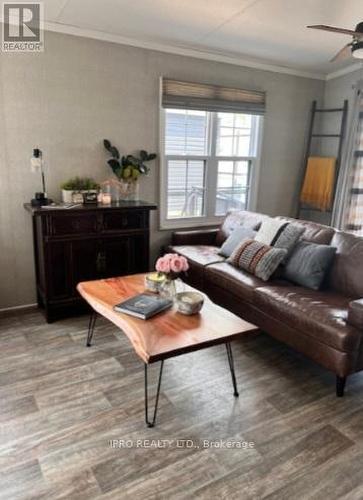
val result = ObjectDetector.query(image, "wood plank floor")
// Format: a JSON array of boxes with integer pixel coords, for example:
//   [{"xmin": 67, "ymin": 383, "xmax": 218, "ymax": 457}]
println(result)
[{"xmin": 1, "ymin": 309, "xmax": 363, "ymax": 499}]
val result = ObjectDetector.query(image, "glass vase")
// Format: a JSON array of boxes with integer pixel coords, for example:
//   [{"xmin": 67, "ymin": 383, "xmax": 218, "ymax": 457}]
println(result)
[
  {"xmin": 119, "ymin": 179, "xmax": 139, "ymax": 201},
  {"xmin": 160, "ymin": 278, "xmax": 177, "ymax": 301}
]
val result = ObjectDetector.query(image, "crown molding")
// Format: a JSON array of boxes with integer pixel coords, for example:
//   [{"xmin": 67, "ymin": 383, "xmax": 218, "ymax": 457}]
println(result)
[
  {"xmin": 325, "ymin": 62, "xmax": 363, "ymax": 81},
  {"xmin": 42, "ymin": 21, "xmax": 326, "ymax": 81}
]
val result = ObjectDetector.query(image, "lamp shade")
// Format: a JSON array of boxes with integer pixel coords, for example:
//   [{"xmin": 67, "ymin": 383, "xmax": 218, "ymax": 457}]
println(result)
[
  {"xmin": 30, "ymin": 148, "xmax": 42, "ymax": 173},
  {"xmin": 30, "ymin": 156, "xmax": 42, "ymax": 173}
]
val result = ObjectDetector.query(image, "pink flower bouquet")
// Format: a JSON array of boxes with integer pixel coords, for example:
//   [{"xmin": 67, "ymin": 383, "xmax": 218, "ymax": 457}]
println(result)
[{"xmin": 155, "ymin": 253, "xmax": 189, "ymax": 280}]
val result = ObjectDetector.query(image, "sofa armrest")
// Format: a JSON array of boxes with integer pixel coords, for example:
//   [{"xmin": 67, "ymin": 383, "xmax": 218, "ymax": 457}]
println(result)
[
  {"xmin": 347, "ymin": 299, "xmax": 363, "ymax": 330},
  {"xmin": 172, "ymin": 228, "xmax": 219, "ymax": 246}
]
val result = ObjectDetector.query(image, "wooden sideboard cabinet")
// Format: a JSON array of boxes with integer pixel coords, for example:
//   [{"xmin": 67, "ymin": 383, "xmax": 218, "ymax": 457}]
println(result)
[{"xmin": 24, "ymin": 202, "xmax": 157, "ymax": 322}]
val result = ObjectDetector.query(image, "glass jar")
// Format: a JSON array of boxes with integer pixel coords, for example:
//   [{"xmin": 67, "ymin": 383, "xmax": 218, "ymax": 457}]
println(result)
[{"xmin": 159, "ymin": 278, "xmax": 177, "ymax": 301}]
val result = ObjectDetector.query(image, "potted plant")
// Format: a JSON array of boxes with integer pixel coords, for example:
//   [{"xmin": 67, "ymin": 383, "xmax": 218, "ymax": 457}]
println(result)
[
  {"xmin": 61, "ymin": 177, "xmax": 100, "ymax": 203},
  {"xmin": 103, "ymin": 139, "xmax": 157, "ymax": 201}
]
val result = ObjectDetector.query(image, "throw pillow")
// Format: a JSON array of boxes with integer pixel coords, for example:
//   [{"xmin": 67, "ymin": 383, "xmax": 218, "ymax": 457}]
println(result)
[
  {"xmin": 255, "ymin": 218, "xmax": 288, "ymax": 246},
  {"xmin": 228, "ymin": 239, "xmax": 287, "ymax": 281},
  {"xmin": 219, "ymin": 227, "xmax": 257, "ymax": 257},
  {"xmin": 282, "ymin": 241, "xmax": 337, "ymax": 290},
  {"xmin": 255, "ymin": 218, "xmax": 304, "ymax": 260},
  {"xmin": 273, "ymin": 222, "xmax": 305, "ymax": 256}
]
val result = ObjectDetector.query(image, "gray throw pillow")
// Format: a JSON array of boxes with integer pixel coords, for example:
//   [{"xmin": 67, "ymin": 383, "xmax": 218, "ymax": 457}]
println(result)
[
  {"xmin": 282, "ymin": 241, "xmax": 337, "ymax": 290},
  {"xmin": 273, "ymin": 222, "xmax": 305, "ymax": 256},
  {"xmin": 219, "ymin": 227, "xmax": 257, "ymax": 257}
]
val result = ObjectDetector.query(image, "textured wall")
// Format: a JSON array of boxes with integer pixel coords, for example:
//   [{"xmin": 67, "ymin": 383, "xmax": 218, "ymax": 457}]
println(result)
[
  {"xmin": 323, "ymin": 69, "xmax": 361, "ymax": 130},
  {"xmin": 0, "ymin": 30, "xmax": 324, "ymax": 308}
]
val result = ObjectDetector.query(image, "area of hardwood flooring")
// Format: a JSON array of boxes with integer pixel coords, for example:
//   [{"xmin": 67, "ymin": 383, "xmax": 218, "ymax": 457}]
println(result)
[{"xmin": 1, "ymin": 309, "xmax": 363, "ymax": 499}]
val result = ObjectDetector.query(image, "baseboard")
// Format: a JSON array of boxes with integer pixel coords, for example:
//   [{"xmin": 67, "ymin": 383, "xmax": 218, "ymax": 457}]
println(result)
[{"xmin": 0, "ymin": 303, "xmax": 37, "ymax": 318}]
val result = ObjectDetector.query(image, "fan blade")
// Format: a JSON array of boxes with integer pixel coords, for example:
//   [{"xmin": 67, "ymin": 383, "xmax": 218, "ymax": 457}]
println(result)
[
  {"xmin": 307, "ymin": 25, "xmax": 357, "ymax": 36},
  {"xmin": 330, "ymin": 43, "xmax": 352, "ymax": 62}
]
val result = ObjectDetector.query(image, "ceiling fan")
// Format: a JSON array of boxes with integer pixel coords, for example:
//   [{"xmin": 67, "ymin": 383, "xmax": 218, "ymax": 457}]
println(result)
[{"xmin": 307, "ymin": 22, "xmax": 363, "ymax": 62}]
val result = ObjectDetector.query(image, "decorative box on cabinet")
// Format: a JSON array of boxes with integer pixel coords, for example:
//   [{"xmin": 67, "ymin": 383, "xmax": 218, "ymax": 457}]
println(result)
[{"xmin": 24, "ymin": 202, "xmax": 157, "ymax": 322}]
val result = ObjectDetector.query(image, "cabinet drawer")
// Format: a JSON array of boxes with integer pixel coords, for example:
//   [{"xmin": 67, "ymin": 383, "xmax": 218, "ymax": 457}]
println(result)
[
  {"xmin": 102, "ymin": 211, "xmax": 146, "ymax": 232},
  {"xmin": 50, "ymin": 214, "xmax": 98, "ymax": 236}
]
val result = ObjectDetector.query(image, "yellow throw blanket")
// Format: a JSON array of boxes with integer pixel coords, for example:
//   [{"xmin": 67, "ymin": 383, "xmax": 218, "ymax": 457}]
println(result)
[{"xmin": 300, "ymin": 156, "xmax": 336, "ymax": 211}]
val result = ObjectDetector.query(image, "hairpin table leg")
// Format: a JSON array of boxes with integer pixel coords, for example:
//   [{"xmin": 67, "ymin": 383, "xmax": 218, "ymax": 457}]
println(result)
[
  {"xmin": 226, "ymin": 342, "xmax": 239, "ymax": 397},
  {"xmin": 144, "ymin": 361, "xmax": 164, "ymax": 428},
  {"xmin": 86, "ymin": 311, "xmax": 97, "ymax": 347}
]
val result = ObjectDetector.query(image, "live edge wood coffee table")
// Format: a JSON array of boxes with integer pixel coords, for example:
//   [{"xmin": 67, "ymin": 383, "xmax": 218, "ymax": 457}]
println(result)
[{"xmin": 77, "ymin": 274, "xmax": 258, "ymax": 427}]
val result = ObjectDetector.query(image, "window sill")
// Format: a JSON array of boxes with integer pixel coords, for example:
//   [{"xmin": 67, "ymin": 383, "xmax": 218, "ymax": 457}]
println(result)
[{"xmin": 159, "ymin": 217, "xmax": 223, "ymax": 231}]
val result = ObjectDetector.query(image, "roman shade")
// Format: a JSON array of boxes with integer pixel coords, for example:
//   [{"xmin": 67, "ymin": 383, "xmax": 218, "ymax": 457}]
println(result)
[{"xmin": 162, "ymin": 78, "xmax": 265, "ymax": 115}]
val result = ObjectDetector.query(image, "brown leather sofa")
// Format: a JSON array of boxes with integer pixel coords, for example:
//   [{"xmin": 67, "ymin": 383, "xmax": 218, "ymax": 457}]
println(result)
[{"xmin": 168, "ymin": 210, "xmax": 363, "ymax": 397}]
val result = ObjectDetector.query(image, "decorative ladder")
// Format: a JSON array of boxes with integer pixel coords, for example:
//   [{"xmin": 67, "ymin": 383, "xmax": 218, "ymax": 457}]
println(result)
[{"xmin": 298, "ymin": 99, "xmax": 349, "ymax": 222}]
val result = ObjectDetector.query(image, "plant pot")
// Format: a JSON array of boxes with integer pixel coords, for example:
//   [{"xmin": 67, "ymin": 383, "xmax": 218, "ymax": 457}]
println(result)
[
  {"xmin": 62, "ymin": 189, "xmax": 98, "ymax": 204},
  {"xmin": 61, "ymin": 189, "xmax": 74, "ymax": 203}
]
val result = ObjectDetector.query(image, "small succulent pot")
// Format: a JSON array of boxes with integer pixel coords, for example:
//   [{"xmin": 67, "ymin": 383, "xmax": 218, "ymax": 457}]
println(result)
[{"xmin": 61, "ymin": 189, "xmax": 74, "ymax": 203}]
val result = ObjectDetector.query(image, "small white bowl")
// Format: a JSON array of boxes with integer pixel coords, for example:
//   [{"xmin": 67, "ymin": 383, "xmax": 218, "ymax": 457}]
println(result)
[{"xmin": 176, "ymin": 291, "xmax": 204, "ymax": 315}]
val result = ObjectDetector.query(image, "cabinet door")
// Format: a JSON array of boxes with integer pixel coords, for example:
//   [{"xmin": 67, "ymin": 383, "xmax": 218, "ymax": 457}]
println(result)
[
  {"xmin": 47, "ymin": 241, "xmax": 71, "ymax": 299},
  {"xmin": 99, "ymin": 238, "xmax": 132, "ymax": 279},
  {"xmin": 130, "ymin": 234, "xmax": 149, "ymax": 273},
  {"xmin": 99, "ymin": 236, "xmax": 142, "ymax": 278},
  {"xmin": 98, "ymin": 235, "xmax": 149, "ymax": 279},
  {"xmin": 71, "ymin": 239, "xmax": 99, "ymax": 293}
]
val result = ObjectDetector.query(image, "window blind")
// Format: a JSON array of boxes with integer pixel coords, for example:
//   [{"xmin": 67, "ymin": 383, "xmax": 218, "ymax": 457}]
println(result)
[{"xmin": 162, "ymin": 78, "xmax": 265, "ymax": 115}]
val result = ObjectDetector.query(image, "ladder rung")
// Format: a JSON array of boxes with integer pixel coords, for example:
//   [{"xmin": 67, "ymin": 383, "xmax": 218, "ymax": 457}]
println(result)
[
  {"xmin": 311, "ymin": 134, "xmax": 341, "ymax": 138},
  {"xmin": 315, "ymin": 108, "xmax": 344, "ymax": 113}
]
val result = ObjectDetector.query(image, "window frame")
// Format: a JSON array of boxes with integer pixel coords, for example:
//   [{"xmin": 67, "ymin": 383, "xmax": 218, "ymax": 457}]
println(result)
[{"xmin": 159, "ymin": 103, "xmax": 264, "ymax": 230}]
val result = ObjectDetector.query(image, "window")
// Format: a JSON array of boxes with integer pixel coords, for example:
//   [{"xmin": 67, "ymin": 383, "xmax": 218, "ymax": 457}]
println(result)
[{"xmin": 161, "ymin": 108, "xmax": 262, "ymax": 227}]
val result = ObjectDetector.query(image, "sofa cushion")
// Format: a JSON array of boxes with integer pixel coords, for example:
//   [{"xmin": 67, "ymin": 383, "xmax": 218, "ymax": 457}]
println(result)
[
  {"xmin": 348, "ymin": 299, "xmax": 363, "ymax": 330},
  {"xmin": 167, "ymin": 244, "xmax": 224, "ymax": 291},
  {"xmin": 168, "ymin": 245, "xmax": 225, "ymax": 267},
  {"xmin": 328, "ymin": 231, "xmax": 363, "ymax": 299},
  {"xmin": 275, "ymin": 216, "xmax": 335, "ymax": 245},
  {"xmin": 216, "ymin": 210, "xmax": 269, "ymax": 246},
  {"xmin": 282, "ymin": 241, "xmax": 337, "ymax": 290},
  {"xmin": 204, "ymin": 262, "xmax": 266, "ymax": 302},
  {"xmin": 254, "ymin": 285, "xmax": 361, "ymax": 352}
]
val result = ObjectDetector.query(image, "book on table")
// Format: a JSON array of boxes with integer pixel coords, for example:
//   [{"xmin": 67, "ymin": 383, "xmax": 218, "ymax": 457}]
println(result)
[{"xmin": 113, "ymin": 293, "xmax": 173, "ymax": 319}]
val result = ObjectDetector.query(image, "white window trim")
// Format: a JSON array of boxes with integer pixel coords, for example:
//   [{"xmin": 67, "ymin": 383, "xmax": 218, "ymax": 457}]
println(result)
[{"xmin": 159, "ymin": 87, "xmax": 264, "ymax": 230}]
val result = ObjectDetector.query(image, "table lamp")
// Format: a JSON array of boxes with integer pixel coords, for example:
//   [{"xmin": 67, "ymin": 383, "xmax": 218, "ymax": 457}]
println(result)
[{"xmin": 30, "ymin": 148, "xmax": 50, "ymax": 206}]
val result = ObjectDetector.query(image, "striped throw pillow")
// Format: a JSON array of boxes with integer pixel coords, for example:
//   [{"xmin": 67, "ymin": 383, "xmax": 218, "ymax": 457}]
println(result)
[
  {"xmin": 255, "ymin": 219, "xmax": 304, "ymax": 256},
  {"xmin": 228, "ymin": 239, "xmax": 287, "ymax": 281}
]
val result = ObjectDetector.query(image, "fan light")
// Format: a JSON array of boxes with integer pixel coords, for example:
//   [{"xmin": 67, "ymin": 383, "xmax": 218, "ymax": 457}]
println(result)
[{"xmin": 352, "ymin": 41, "xmax": 363, "ymax": 59}]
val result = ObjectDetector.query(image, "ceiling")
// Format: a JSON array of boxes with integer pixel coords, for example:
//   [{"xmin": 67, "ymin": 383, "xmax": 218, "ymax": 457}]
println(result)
[{"xmin": 25, "ymin": 0, "xmax": 363, "ymax": 78}]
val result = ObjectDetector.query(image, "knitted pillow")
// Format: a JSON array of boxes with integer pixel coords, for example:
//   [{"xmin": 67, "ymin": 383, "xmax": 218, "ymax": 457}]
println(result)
[
  {"xmin": 255, "ymin": 219, "xmax": 304, "ymax": 259},
  {"xmin": 228, "ymin": 239, "xmax": 287, "ymax": 281}
]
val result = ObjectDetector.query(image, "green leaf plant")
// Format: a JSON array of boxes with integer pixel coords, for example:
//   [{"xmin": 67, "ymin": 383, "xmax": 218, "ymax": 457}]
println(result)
[
  {"xmin": 61, "ymin": 176, "xmax": 99, "ymax": 191},
  {"xmin": 103, "ymin": 139, "xmax": 157, "ymax": 181}
]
